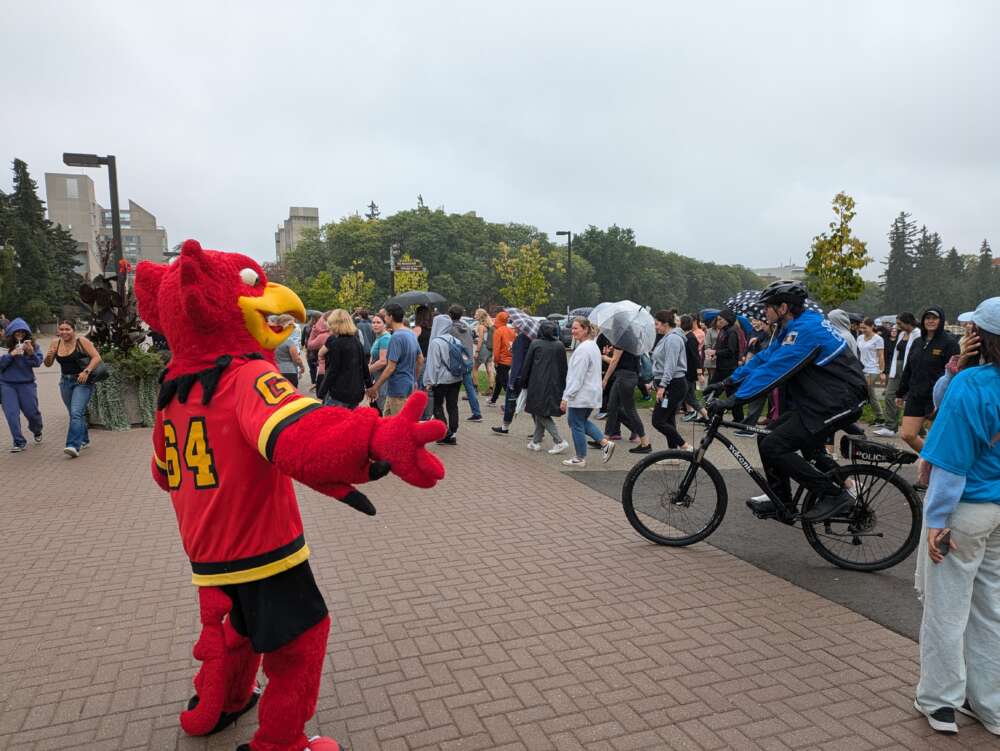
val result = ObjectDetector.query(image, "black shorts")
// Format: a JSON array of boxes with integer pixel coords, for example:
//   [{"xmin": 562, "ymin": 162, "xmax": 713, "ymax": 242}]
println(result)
[
  {"xmin": 220, "ymin": 561, "xmax": 328, "ymax": 653},
  {"xmin": 903, "ymin": 394, "xmax": 934, "ymax": 418}
]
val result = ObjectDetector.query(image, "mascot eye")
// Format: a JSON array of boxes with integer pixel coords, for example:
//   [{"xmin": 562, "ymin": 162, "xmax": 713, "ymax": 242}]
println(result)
[{"xmin": 239, "ymin": 268, "xmax": 260, "ymax": 286}]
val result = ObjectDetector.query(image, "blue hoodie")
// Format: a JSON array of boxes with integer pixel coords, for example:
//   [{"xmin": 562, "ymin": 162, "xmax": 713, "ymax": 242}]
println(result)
[{"xmin": 0, "ymin": 318, "xmax": 43, "ymax": 383}]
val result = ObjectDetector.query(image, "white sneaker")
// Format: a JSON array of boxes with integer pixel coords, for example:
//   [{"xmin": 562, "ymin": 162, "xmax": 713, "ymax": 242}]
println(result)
[
  {"xmin": 873, "ymin": 427, "xmax": 896, "ymax": 437},
  {"xmin": 548, "ymin": 440, "xmax": 569, "ymax": 455},
  {"xmin": 601, "ymin": 441, "xmax": 615, "ymax": 463},
  {"xmin": 526, "ymin": 441, "xmax": 542, "ymax": 451},
  {"xmin": 751, "ymin": 493, "xmax": 769, "ymax": 502},
  {"xmin": 562, "ymin": 457, "xmax": 586, "ymax": 467},
  {"xmin": 596, "ymin": 411, "xmax": 607, "ymax": 420},
  {"xmin": 957, "ymin": 701, "xmax": 1000, "ymax": 736},
  {"xmin": 63, "ymin": 446, "xmax": 79, "ymax": 458},
  {"xmin": 914, "ymin": 700, "xmax": 958, "ymax": 735}
]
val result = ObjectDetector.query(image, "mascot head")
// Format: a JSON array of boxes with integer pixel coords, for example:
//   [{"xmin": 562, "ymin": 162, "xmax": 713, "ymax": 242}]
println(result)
[{"xmin": 135, "ymin": 239, "xmax": 305, "ymax": 373}]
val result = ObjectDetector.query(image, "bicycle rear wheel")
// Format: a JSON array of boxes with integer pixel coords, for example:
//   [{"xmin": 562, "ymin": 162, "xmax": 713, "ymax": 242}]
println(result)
[
  {"xmin": 801, "ymin": 464, "xmax": 921, "ymax": 572},
  {"xmin": 622, "ymin": 451, "xmax": 728, "ymax": 546}
]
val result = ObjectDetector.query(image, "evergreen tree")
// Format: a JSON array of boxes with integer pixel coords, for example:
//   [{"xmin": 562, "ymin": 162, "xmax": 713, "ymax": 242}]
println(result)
[
  {"xmin": 882, "ymin": 211, "xmax": 917, "ymax": 312},
  {"xmin": 974, "ymin": 239, "xmax": 995, "ymax": 305},
  {"xmin": 912, "ymin": 226, "xmax": 943, "ymax": 309},
  {"xmin": 943, "ymin": 246, "xmax": 966, "ymax": 315}
]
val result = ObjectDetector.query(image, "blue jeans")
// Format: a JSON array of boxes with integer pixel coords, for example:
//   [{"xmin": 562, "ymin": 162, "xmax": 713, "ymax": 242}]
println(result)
[
  {"xmin": 462, "ymin": 369, "xmax": 481, "ymax": 418},
  {"xmin": 567, "ymin": 407, "xmax": 603, "ymax": 460},
  {"xmin": 59, "ymin": 377, "xmax": 93, "ymax": 450}
]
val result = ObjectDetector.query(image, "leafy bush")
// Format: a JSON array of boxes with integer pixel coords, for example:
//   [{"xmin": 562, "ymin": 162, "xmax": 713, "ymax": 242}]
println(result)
[
  {"xmin": 100, "ymin": 346, "xmax": 167, "ymax": 381},
  {"xmin": 21, "ymin": 298, "xmax": 53, "ymax": 329}
]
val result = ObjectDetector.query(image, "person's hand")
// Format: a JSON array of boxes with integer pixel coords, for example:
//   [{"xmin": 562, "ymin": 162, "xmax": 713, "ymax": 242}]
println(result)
[
  {"xmin": 879, "ymin": 373, "xmax": 886, "ymax": 386},
  {"xmin": 707, "ymin": 396, "xmax": 736, "ymax": 415},
  {"xmin": 959, "ymin": 332, "xmax": 981, "ymax": 368},
  {"xmin": 22, "ymin": 341, "xmax": 34, "ymax": 356},
  {"xmin": 927, "ymin": 527, "xmax": 957, "ymax": 563},
  {"xmin": 559, "ymin": 400, "xmax": 567, "ymax": 413},
  {"xmin": 702, "ymin": 380, "xmax": 727, "ymax": 398},
  {"xmin": 917, "ymin": 458, "xmax": 931, "ymax": 487},
  {"xmin": 895, "ymin": 398, "xmax": 904, "ymax": 407},
  {"xmin": 365, "ymin": 386, "xmax": 378, "ymax": 400},
  {"xmin": 77, "ymin": 371, "xmax": 89, "ymax": 384},
  {"xmin": 656, "ymin": 387, "xmax": 665, "ymax": 402},
  {"xmin": 601, "ymin": 378, "xmax": 608, "ymax": 390},
  {"xmin": 48, "ymin": 339, "xmax": 59, "ymax": 354}
]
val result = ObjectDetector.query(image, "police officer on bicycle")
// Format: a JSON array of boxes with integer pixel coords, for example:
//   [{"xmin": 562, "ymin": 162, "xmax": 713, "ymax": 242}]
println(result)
[{"xmin": 704, "ymin": 280, "xmax": 869, "ymax": 522}]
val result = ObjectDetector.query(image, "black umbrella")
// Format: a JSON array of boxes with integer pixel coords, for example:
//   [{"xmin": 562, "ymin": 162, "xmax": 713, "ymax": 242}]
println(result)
[
  {"xmin": 725, "ymin": 288, "xmax": 824, "ymax": 319},
  {"xmin": 383, "ymin": 290, "xmax": 446, "ymax": 308}
]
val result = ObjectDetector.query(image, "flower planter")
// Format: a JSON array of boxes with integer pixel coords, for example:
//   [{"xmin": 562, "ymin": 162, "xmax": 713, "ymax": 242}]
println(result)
[{"xmin": 87, "ymin": 366, "xmax": 159, "ymax": 430}]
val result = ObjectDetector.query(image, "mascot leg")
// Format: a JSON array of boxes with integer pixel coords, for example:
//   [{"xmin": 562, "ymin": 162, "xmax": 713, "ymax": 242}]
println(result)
[
  {"xmin": 243, "ymin": 615, "xmax": 339, "ymax": 751},
  {"xmin": 181, "ymin": 587, "xmax": 262, "ymax": 737}
]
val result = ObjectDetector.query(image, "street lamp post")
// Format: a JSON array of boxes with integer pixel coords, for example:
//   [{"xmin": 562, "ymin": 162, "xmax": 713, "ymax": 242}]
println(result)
[
  {"xmin": 556, "ymin": 230, "xmax": 572, "ymax": 314},
  {"xmin": 63, "ymin": 153, "xmax": 123, "ymax": 273}
]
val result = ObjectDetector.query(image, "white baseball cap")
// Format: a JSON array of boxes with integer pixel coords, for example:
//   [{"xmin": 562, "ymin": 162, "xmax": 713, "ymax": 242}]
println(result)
[
  {"xmin": 957, "ymin": 311, "xmax": 974, "ymax": 323},
  {"xmin": 971, "ymin": 297, "xmax": 1000, "ymax": 335}
]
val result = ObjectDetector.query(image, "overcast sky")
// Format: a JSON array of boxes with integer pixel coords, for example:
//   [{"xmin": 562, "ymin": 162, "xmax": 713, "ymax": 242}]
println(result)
[{"xmin": 3, "ymin": 1, "xmax": 997, "ymax": 277}]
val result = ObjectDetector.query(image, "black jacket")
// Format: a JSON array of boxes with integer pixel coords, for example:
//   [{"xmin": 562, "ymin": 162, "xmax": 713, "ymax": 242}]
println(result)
[
  {"xmin": 684, "ymin": 331, "xmax": 700, "ymax": 382},
  {"xmin": 317, "ymin": 334, "xmax": 372, "ymax": 405},
  {"xmin": 898, "ymin": 307, "xmax": 960, "ymax": 402},
  {"xmin": 520, "ymin": 325, "xmax": 567, "ymax": 417},
  {"xmin": 713, "ymin": 325, "xmax": 741, "ymax": 376}
]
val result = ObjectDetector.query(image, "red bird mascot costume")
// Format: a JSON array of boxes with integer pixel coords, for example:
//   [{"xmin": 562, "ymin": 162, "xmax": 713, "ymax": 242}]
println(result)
[{"xmin": 135, "ymin": 240, "xmax": 446, "ymax": 751}]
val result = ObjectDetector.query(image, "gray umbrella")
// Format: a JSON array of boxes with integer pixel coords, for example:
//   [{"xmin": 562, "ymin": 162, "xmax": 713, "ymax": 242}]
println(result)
[
  {"xmin": 589, "ymin": 300, "xmax": 656, "ymax": 355},
  {"xmin": 383, "ymin": 290, "xmax": 446, "ymax": 308}
]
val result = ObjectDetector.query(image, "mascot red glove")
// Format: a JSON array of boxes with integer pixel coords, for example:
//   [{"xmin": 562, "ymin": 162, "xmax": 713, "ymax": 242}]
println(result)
[{"xmin": 135, "ymin": 240, "xmax": 445, "ymax": 751}]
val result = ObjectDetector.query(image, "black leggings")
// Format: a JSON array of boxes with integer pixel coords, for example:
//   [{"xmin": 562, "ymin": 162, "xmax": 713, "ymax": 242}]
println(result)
[
  {"xmin": 491, "ymin": 363, "xmax": 510, "ymax": 403},
  {"xmin": 605, "ymin": 370, "xmax": 644, "ymax": 438},
  {"xmin": 433, "ymin": 382, "xmax": 460, "ymax": 437},
  {"xmin": 652, "ymin": 377, "xmax": 689, "ymax": 448}
]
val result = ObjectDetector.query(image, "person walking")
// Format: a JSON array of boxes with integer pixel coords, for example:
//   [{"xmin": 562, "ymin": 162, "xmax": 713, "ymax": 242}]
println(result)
[
  {"xmin": 317, "ymin": 309, "xmax": 371, "ymax": 409},
  {"xmin": 491, "ymin": 323, "xmax": 532, "ymax": 436},
  {"xmin": 0, "ymin": 317, "xmax": 44, "ymax": 452},
  {"xmin": 560, "ymin": 318, "xmax": 614, "ymax": 467},
  {"xmin": 857, "ymin": 317, "xmax": 887, "ymax": 427},
  {"xmin": 913, "ymin": 297, "xmax": 1000, "ymax": 737},
  {"xmin": 896, "ymin": 306, "xmax": 960, "ymax": 463},
  {"xmin": 602, "ymin": 336, "xmax": 652, "ymax": 453},
  {"xmin": 366, "ymin": 303, "xmax": 423, "ymax": 416},
  {"xmin": 473, "ymin": 308, "xmax": 495, "ymax": 396},
  {"xmin": 734, "ymin": 317, "xmax": 773, "ymax": 436},
  {"xmin": 447, "ymin": 305, "xmax": 482, "ymax": 422},
  {"xmin": 520, "ymin": 320, "xmax": 569, "ymax": 454},
  {"xmin": 367, "ymin": 313, "xmax": 392, "ymax": 413},
  {"xmin": 43, "ymin": 319, "xmax": 101, "ymax": 457},
  {"xmin": 650, "ymin": 311, "xmax": 695, "ymax": 454},
  {"xmin": 827, "ymin": 309, "xmax": 860, "ymax": 358},
  {"xmin": 424, "ymin": 314, "xmax": 464, "ymax": 445},
  {"xmin": 307, "ymin": 312, "xmax": 331, "ymax": 391},
  {"xmin": 874, "ymin": 313, "xmax": 919, "ymax": 437},
  {"xmin": 680, "ymin": 315, "xmax": 704, "ymax": 422},
  {"xmin": 490, "ymin": 310, "xmax": 515, "ymax": 405},
  {"xmin": 709, "ymin": 309, "xmax": 744, "ymax": 424},
  {"xmin": 354, "ymin": 308, "xmax": 375, "ymax": 352},
  {"xmin": 273, "ymin": 315, "xmax": 306, "ymax": 388}
]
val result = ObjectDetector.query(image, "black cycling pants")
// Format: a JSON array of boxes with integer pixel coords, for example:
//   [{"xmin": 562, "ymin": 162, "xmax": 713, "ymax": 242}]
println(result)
[{"xmin": 757, "ymin": 408, "xmax": 860, "ymax": 505}]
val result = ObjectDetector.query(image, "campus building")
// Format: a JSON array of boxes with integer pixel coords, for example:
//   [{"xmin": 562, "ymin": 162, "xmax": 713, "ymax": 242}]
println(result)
[
  {"xmin": 275, "ymin": 206, "xmax": 319, "ymax": 264},
  {"xmin": 751, "ymin": 264, "xmax": 807, "ymax": 284},
  {"xmin": 44, "ymin": 173, "xmax": 169, "ymax": 278}
]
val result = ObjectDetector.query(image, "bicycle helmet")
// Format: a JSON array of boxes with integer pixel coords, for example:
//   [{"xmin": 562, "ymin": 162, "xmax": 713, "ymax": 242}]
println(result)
[{"xmin": 757, "ymin": 280, "xmax": 807, "ymax": 306}]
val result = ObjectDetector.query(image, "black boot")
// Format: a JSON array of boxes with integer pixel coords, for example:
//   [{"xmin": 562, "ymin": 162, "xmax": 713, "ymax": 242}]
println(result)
[{"xmin": 802, "ymin": 490, "xmax": 854, "ymax": 522}]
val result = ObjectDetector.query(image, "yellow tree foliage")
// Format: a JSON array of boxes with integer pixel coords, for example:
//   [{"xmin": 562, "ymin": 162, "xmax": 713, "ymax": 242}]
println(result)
[
  {"xmin": 805, "ymin": 192, "xmax": 872, "ymax": 307},
  {"xmin": 393, "ymin": 255, "xmax": 429, "ymax": 296},
  {"xmin": 336, "ymin": 265, "xmax": 376, "ymax": 311},
  {"xmin": 493, "ymin": 240, "xmax": 558, "ymax": 314}
]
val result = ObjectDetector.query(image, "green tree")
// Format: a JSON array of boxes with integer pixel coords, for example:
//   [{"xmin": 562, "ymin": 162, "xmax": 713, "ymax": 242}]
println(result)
[
  {"xmin": 974, "ymin": 239, "xmax": 995, "ymax": 305},
  {"xmin": 805, "ymin": 192, "xmax": 872, "ymax": 307},
  {"xmin": 335, "ymin": 266, "xmax": 376, "ymax": 311},
  {"xmin": 494, "ymin": 240, "xmax": 555, "ymax": 313},
  {"xmin": 302, "ymin": 271, "xmax": 339, "ymax": 312},
  {"xmin": 912, "ymin": 226, "xmax": 943, "ymax": 311},
  {"xmin": 882, "ymin": 211, "xmax": 917, "ymax": 312}
]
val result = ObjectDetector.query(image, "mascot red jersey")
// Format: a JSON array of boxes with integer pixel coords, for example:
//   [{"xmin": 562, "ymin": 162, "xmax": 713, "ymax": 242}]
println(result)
[{"xmin": 135, "ymin": 239, "xmax": 445, "ymax": 751}]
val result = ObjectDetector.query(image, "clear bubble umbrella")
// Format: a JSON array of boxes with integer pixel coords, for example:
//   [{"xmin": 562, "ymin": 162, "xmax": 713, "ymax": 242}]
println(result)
[{"xmin": 589, "ymin": 300, "xmax": 656, "ymax": 355}]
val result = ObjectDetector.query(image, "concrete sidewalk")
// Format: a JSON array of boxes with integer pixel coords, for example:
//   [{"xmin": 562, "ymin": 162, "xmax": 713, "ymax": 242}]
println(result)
[{"xmin": 0, "ymin": 371, "xmax": 990, "ymax": 750}]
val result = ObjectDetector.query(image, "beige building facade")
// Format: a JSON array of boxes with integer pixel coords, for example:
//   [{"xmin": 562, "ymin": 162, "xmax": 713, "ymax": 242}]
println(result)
[
  {"xmin": 275, "ymin": 206, "xmax": 319, "ymax": 264},
  {"xmin": 45, "ymin": 173, "xmax": 169, "ymax": 278}
]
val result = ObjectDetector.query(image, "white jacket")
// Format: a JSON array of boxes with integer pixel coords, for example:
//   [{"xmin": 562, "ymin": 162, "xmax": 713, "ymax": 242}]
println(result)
[
  {"xmin": 562, "ymin": 338, "xmax": 602, "ymax": 408},
  {"xmin": 888, "ymin": 327, "xmax": 920, "ymax": 379}
]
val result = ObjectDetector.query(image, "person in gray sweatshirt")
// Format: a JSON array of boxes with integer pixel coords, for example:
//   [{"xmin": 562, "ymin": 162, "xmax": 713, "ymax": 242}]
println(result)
[
  {"xmin": 424, "ymin": 314, "xmax": 464, "ymax": 444},
  {"xmin": 448, "ymin": 305, "xmax": 482, "ymax": 421},
  {"xmin": 650, "ymin": 310, "xmax": 694, "ymax": 452}
]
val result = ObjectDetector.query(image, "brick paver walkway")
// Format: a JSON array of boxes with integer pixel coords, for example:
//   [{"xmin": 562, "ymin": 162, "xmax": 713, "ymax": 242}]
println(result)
[{"xmin": 1, "ymin": 364, "xmax": 994, "ymax": 750}]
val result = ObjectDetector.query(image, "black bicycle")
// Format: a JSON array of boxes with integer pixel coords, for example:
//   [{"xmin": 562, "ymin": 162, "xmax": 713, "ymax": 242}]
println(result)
[{"xmin": 621, "ymin": 409, "xmax": 922, "ymax": 571}]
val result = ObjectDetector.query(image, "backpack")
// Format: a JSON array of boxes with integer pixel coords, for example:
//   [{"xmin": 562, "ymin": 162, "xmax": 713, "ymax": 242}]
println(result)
[
  {"xmin": 437, "ymin": 336, "xmax": 472, "ymax": 378},
  {"xmin": 638, "ymin": 353, "xmax": 653, "ymax": 384}
]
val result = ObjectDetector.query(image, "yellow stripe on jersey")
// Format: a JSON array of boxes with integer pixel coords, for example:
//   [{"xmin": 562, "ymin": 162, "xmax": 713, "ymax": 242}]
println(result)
[
  {"xmin": 256, "ymin": 397, "xmax": 322, "ymax": 460},
  {"xmin": 154, "ymin": 454, "xmax": 168, "ymax": 470},
  {"xmin": 190, "ymin": 544, "xmax": 311, "ymax": 586}
]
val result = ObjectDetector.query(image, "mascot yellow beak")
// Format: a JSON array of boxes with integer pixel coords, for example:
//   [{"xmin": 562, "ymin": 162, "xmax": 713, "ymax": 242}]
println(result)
[{"xmin": 238, "ymin": 283, "xmax": 307, "ymax": 350}]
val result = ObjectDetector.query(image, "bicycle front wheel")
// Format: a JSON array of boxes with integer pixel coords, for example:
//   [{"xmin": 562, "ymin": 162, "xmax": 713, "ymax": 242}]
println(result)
[
  {"xmin": 622, "ymin": 451, "xmax": 728, "ymax": 546},
  {"xmin": 801, "ymin": 464, "xmax": 921, "ymax": 572}
]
